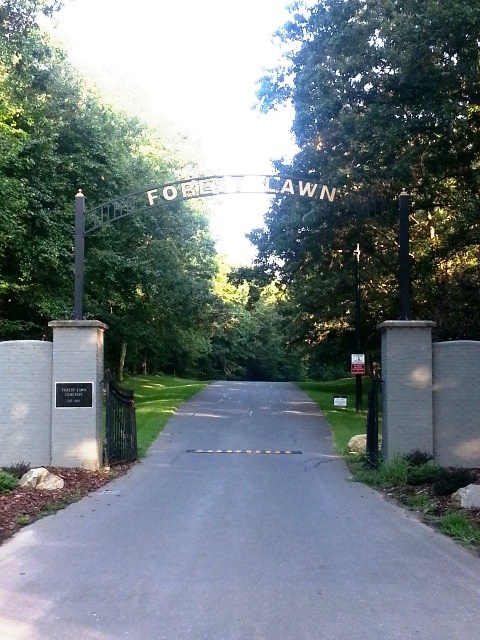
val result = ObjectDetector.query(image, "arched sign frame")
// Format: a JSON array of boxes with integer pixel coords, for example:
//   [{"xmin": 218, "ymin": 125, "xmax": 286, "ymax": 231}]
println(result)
[
  {"xmin": 73, "ymin": 174, "xmax": 410, "ymax": 323},
  {"xmin": 74, "ymin": 174, "xmax": 339, "ymax": 320}
]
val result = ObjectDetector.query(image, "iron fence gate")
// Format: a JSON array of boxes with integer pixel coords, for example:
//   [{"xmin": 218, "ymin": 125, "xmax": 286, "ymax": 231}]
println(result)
[{"xmin": 104, "ymin": 370, "xmax": 138, "ymax": 466}]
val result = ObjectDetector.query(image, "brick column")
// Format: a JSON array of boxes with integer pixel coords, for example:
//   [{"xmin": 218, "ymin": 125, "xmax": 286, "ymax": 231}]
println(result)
[
  {"xmin": 48, "ymin": 320, "xmax": 108, "ymax": 470},
  {"xmin": 378, "ymin": 320, "xmax": 435, "ymax": 461}
]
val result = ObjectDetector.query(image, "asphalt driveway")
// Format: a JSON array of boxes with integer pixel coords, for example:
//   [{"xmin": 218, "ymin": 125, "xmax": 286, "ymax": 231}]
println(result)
[{"xmin": 0, "ymin": 381, "xmax": 479, "ymax": 639}]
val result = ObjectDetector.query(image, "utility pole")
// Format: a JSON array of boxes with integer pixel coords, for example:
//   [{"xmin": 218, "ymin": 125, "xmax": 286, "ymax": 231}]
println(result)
[{"xmin": 354, "ymin": 243, "xmax": 362, "ymax": 413}]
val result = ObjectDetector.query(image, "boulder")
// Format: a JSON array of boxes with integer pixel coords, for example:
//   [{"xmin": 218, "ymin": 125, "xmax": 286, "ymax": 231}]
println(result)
[
  {"xmin": 19, "ymin": 468, "xmax": 65, "ymax": 490},
  {"xmin": 452, "ymin": 484, "xmax": 480, "ymax": 509},
  {"xmin": 348, "ymin": 433, "xmax": 382, "ymax": 454},
  {"xmin": 348, "ymin": 434, "xmax": 367, "ymax": 454}
]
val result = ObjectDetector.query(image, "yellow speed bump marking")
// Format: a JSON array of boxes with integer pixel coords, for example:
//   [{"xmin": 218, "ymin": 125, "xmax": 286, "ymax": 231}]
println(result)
[{"xmin": 186, "ymin": 449, "xmax": 302, "ymax": 455}]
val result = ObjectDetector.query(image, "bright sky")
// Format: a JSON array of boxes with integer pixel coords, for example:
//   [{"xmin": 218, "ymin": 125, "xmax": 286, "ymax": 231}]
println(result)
[{"xmin": 47, "ymin": 0, "xmax": 298, "ymax": 265}]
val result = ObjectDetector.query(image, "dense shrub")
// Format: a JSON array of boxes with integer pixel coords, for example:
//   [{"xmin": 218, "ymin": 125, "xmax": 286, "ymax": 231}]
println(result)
[
  {"xmin": 1, "ymin": 461, "xmax": 30, "ymax": 479},
  {"xmin": 406, "ymin": 464, "xmax": 441, "ymax": 486},
  {"xmin": 431, "ymin": 468, "xmax": 477, "ymax": 496},
  {"xmin": 403, "ymin": 450, "xmax": 434, "ymax": 467},
  {"xmin": 0, "ymin": 471, "xmax": 18, "ymax": 494}
]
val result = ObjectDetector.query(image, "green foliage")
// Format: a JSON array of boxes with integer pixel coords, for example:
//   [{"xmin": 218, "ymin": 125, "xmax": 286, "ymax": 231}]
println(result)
[
  {"xmin": 1, "ymin": 461, "xmax": 30, "ymax": 479},
  {"xmin": 404, "ymin": 494, "xmax": 437, "ymax": 515},
  {"xmin": 349, "ymin": 455, "xmax": 441, "ymax": 489},
  {"xmin": 403, "ymin": 450, "xmax": 434, "ymax": 467},
  {"xmin": 406, "ymin": 464, "xmax": 441, "ymax": 486},
  {"xmin": 374, "ymin": 456, "xmax": 411, "ymax": 488},
  {"xmin": 0, "ymin": 3, "xmax": 232, "ymax": 379},
  {"xmin": 0, "ymin": 471, "xmax": 18, "ymax": 494},
  {"xmin": 197, "ymin": 266, "xmax": 304, "ymax": 381},
  {"xmin": 253, "ymin": 0, "xmax": 480, "ymax": 372},
  {"xmin": 431, "ymin": 468, "xmax": 477, "ymax": 496},
  {"xmin": 438, "ymin": 512, "xmax": 480, "ymax": 545}
]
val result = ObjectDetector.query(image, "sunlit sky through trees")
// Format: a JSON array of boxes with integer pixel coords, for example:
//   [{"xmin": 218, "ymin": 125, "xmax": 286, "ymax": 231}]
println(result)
[{"xmin": 45, "ymin": 0, "xmax": 298, "ymax": 265}]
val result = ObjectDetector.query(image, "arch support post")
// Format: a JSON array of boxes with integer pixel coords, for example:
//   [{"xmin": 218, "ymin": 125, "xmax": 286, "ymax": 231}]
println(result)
[
  {"xmin": 74, "ymin": 190, "xmax": 85, "ymax": 320},
  {"xmin": 398, "ymin": 191, "xmax": 411, "ymax": 320},
  {"xmin": 49, "ymin": 320, "xmax": 108, "ymax": 470}
]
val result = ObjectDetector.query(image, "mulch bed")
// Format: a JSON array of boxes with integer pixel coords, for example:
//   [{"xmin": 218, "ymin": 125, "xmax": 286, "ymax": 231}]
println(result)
[
  {"xmin": 385, "ymin": 478, "xmax": 480, "ymax": 533},
  {"xmin": 0, "ymin": 464, "xmax": 133, "ymax": 544}
]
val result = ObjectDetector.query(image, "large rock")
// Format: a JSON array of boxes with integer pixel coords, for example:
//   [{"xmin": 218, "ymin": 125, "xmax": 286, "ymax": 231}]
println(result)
[
  {"xmin": 452, "ymin": 484, "xmax": 480, "ymax": 509},
  {"xmin": 348, "ymin": 433, "xmax": 382, "ymax": 454},
  {"xmin": 19, "ymin": 468, "xmax": 64, "ymax": 490},
  {"xmin": 348, "ymin": 434, "xmax": 367, "ymax": 453}
]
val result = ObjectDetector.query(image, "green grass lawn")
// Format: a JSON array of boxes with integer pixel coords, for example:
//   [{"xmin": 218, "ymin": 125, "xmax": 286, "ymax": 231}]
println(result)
[
  {"xmin": 297, "ymin": 377, "xmax": 380, "ymax": 453},
  {"xmin": 123, "ymin": 375, "xmax": 209, "ymax": 457}
]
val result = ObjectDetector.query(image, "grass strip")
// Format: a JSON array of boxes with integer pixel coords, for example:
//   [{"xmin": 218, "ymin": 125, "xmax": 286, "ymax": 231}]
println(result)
[
  {"xmin": 297, "ymin": 377, "xmax": 377, "ymax": 452},
  {"xmin": 438, "ymin": 511, "xmax": 480, "ymax": 545},
  {"xmin": 124, "ymin": 375, "xmax": 208, "ymax": 457}
]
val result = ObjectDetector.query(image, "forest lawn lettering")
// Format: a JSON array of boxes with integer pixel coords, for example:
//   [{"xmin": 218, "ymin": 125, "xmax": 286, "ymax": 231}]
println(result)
[{"xmin": 146, "ymin": 175, "xmax": 337, "ymax": 206}]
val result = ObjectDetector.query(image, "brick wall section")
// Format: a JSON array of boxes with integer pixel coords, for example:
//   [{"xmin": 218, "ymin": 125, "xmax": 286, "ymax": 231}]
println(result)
[
  {"xmin": 379, "ymin": 321, "xmax": 435, "ymax": 461},
  {"xmin": 0, "ymin": 341, "xmax": 52, "ymax": 467},
  {"xmin": 49, "ymin": 320, "xmax": 107, "ymax": 470},
  {"xmin": 433, "ymin": 341, "xmax": 480, "ymax": 467}
]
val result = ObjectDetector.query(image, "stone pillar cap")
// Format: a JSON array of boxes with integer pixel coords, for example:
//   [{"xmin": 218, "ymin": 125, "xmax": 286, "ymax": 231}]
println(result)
[
  {"xmin": 48, "ymin": 320, "xmax": 108, "ymax": 330},
  {"xmin": 377, "ymin": 320, "xmax": 436, "ymax": 331}
]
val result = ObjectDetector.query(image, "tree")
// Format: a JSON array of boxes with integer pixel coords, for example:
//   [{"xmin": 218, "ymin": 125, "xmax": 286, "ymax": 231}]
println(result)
[
  {"xmin": 254, "ymin": 0, "xmax": 480, "ymax": 374},
  {"xmin": 0, "ymin": 2, "xmax": 221, "ymax": 379}
]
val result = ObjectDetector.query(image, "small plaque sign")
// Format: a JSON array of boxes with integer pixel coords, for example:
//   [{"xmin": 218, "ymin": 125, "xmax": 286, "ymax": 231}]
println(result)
[
  {"xmin": 56, "ymin": 382, "xmax": 93, "ymax": 408},
  {"xmin": 333, "ymin": 396, "xmax": 347, "ymax": 408}
]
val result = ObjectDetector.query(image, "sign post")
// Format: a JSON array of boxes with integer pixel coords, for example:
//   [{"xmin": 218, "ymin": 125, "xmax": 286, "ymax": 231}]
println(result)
[{"xmin": 354, "ymin": 244, "xmax": 362, "ymax": 412}]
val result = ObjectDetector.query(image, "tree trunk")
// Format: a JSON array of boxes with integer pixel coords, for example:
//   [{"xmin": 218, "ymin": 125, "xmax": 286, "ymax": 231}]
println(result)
[
  {"xmin": 141, "ymin": 350, "xmax": 148, "ymax": 375},
  {"xmin": 118, "ymin": 340, "xmax": 127, "ymax": 382}
]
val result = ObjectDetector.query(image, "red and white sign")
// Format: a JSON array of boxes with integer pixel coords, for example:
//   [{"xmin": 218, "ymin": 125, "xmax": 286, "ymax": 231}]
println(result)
[{"xmin": 351, "ymin": 353, "xmax": 365, "ymax": 375}]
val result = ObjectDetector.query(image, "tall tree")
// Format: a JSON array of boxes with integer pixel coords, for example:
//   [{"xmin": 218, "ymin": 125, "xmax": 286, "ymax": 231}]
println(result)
[
  {"xmin": 254, "ymin": 0, "xmax": 480, "ymax": 373},
  {"xmin": 0, "ymin": 2, "xmax": 220, "ymax": 379}
]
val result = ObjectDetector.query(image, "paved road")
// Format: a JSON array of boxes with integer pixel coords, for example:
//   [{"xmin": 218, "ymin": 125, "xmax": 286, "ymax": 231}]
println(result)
[{"xmin": 0, "ymin": 381, "xmax": 480, "ymax": 639}]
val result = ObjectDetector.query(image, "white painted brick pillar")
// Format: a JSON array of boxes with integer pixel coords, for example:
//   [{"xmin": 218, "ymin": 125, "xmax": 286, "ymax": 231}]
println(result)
[
  {"xmin": 378, "ymin": 320, "xmax": 435, "ymax": 461},
  {"xmin": 48, "ymin": 320, "xmax": 108, "ymax": 470}
]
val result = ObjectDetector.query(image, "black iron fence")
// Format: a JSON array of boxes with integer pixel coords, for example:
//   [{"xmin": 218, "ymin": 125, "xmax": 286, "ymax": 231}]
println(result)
[
  {"xmin": 366, "ymin": 369, "xmax": 381, "ymax": 468},
  {"xmin": 104, "ymin": 370, "xmax": 138, "ymax": 466}
]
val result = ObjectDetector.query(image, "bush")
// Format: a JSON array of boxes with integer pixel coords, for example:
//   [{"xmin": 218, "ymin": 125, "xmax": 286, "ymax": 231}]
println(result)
[
  {"xmin": 375, "ymin": 456, "xmax": 410, "ymax": 487},
  {"xmin": 0, "ymin": 471, "xmax": 18, "ymax": 494},
  {"xmin": 431, "ymin": 468, "xmax": 477, "ymax": 496},
  {"xmin": 406, "ymin": 463, "xmax": 441, "ymax": 486},
  {"xmin": 403, "ymin": 450, "xmax": 434, "ymax": 466},
  {"xmin": 2, "ymin": 461, "xmax": 30, "ymax": 479}
]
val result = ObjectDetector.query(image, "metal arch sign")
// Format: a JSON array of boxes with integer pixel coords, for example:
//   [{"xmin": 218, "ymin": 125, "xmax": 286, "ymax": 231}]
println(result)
[
  {"xmin": 83, "ymin": 174, "xmax": 337, "ymax": 235},
  {"xmin": 74, "ymin": 174, "xmax": 338, "ymax": 319},
  {"xmin": 146, "ymin": 174, "xmax": 337, "ymax": 206}
]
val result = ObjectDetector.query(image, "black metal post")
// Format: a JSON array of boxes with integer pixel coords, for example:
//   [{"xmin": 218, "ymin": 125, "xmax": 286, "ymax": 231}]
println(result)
[
  {"xmin": 74, "ymin": 189, "xmax": 85, "ymax": 320},
  {"xmin": 366, "ymin": 368, "xmax": 380, "ymax": 468},
  {"xmin": 398, "ymin": 191, "xmax": 411, "ymax": 320},
  {"xmin": 354, "ymin": 243, "xmax": 362, "ymax": 413}
]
